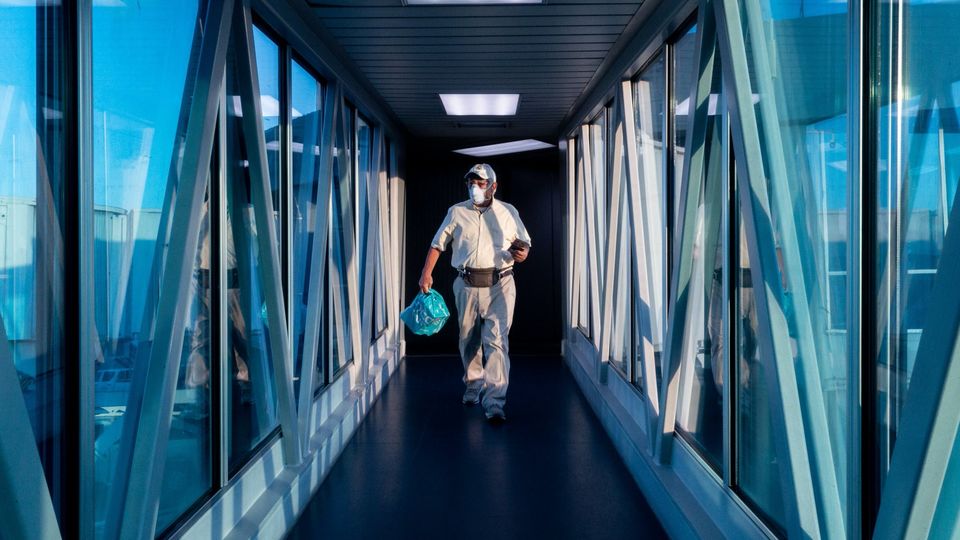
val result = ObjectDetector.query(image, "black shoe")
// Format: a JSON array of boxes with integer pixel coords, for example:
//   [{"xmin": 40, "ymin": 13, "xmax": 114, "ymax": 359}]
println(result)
[{"xmin": 484, "ymin": 404, "xmax": 506, "ymax": 423}]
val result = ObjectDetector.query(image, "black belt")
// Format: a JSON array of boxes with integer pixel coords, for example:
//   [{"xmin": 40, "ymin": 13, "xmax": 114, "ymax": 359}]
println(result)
[
  {"xmin": 457, "ymin": 266, "xmax": 513, "ymax": 288},
  {"xmin": 196, "ymin": 268, "xmax": 240, "ymax": 289}
]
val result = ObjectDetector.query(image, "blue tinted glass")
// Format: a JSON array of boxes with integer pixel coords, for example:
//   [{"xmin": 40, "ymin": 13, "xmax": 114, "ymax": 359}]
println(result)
[
  {"xmin": 673, "ymin": 23, "xmax": 698, "ymax": 220},
  {"xmin": 674, "ymin": 28, "xmax": 726, "ymax": 471},
  {"xmin": 253, "ymin": 28, "xmax": 282, "ymax": 247},
  {"xmin": 735, "ymin": 229, "xmax": 786, "ymax": 528},
  {"xmin": 290, "ymin": 60, "xmax": 323, "ymax": 398},
  {"xmin": 876, "ymin": 0, "xmax": 960, "ymax": 498},
  {"xmin": 734, "ymin": 0, "xmax": 849, "ymax": 530},
  {"xmin": 607, "ymin": 103, "xmax": 632, "ymax": 377},
  {"xmin": 329, "ymin": 110, "xmax": 354, "ymax": 376},
  {"xmin": 91, "ymin": 1, "xmax": 210, "ymax": 535},
  {"xmin": 0, "ymin": 2, "xmax": 67, "ymax": 526},
  {"xmin": 357, "ymin": 115, "xmax": 372, "ymax": 301},
  {"xmin": 632, "ymin": 53, "xmax": 667, "ymax": 388},
  {"xmin": 225, "ymin": 44, "xmax": 280, "ymax": 473}
]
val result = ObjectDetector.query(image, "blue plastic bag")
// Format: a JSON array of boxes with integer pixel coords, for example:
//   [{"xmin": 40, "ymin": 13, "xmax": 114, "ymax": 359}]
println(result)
[{"xmin": 400, "ymin": 289, "xmax": 451, "ymax": 336}]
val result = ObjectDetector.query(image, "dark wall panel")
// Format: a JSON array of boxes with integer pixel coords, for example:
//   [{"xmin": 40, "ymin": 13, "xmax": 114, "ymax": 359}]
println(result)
[{"xmin": 404, "ymin": 144, "xmax": 562, "ymax": 356}]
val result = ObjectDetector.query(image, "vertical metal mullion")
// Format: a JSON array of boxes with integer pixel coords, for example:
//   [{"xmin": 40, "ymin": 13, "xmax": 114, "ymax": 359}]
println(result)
[
  {"xmin": 214, "ymin": 88, "xmax": 229, "ymax": 489},
  {"xmin": 722, "ymin": 98, "xmax": 734, "ymax": 489},
  {"xmin": 664, "ymin": 40, "xmax": 675, "ymax": 318},
  {"xmin": 280, "ymin": 43, "xmax": 293, "ymax": 362},
  {"xmin": 75, "ymin": 0, "xmax": 95, "ymax": 537},
  {"xmin": 656, "ymin": 3, "xmax": 716, "ymax": 464},
  {"xmin": 565, "ymin": 138, "xmax": 575, "ymax": 333},
  {"xmin": 858, "ymin": 0, "xmax": 875, "ymax": 536}
]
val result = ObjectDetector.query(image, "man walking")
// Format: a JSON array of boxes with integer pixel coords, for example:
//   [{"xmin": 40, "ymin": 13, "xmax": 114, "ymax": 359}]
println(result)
[{"xmin": 418, "ymin": 163, "xmax": 531, "ymax": 422}]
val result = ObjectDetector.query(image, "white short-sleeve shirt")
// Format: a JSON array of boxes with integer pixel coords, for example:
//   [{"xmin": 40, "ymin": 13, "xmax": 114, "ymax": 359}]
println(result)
[{"xmin": 431, "ymin": 198, "xmax": 532, "ymax": 270}]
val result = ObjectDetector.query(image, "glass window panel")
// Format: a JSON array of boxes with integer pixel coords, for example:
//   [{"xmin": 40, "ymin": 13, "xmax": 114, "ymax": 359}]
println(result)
[
  {"xmin": 673, "ymin": 24, "xmax": 698, "ymax": 222},
  {"xmin": 734, "ymin": 0, "xmax": 850, "ymax": 530},
  {"xmin": 608, "ymin": 104, "xmax": 632, "ymax": 377},
  {"xmin": 590, "ymin": 111, "xmax": 607, "ymax": 300},
  {"xmin": 91, "ymin": 1, "xmax": 211, "ymax": 535},
  {"xmin": 674, "ymin": 43, "xmax": 726, "ymax": 471},
  {"xmin": 735, "ymin": 218, "xmax": 787, "ymax": 529},
  {"xmin": 375, "ymin": 145, "xmax": 389, "ymax": 339},
  {"xmin": 159, "ymin": 183, "xmax": 212, "ymax": 534},
  {"xmin": 575, "ymin": 138, "xmax": 590, "ymax": 336},
  {"xmin": 224, "ymin": 46, "xmax": 280, "ymax": 475},
  {"xmin": 0, "ymin": 1, "xmax": 66, "ymax": 526},
  {"xmin": 356, "ymin": 115, "xmax": 372, "ymax": 311},
  {"xmin": 329, "ymin": 107, "xmax": 354, "ymax": 376},
  {"xmin": 632, "ymin": 53, "xmax": 667, "ymax": 389},
  {"xmin": 290, "ymin": 60, "xmax": 323, "ymax": 399},
  {"xmin": 875, "ymin": 2, "xmax": 960, "ymax": 504},
  {"xmin": 828, "ymin": 274, "xmax": 848, "ymax": 331},
  {"xmin": 252, "ymin": 28, "xmax": 282, "ymax": 244}
]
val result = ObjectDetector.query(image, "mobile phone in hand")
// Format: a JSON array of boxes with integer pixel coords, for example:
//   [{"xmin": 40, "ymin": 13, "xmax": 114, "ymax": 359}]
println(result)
[{"xmin": 509, "ymin": 239, "xmax": 529, "ymax": 254}]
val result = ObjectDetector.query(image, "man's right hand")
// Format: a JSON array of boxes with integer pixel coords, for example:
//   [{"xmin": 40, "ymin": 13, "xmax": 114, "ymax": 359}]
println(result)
[{"xmin": 419, "ymin": 273, "xmax": 433, "ymax": 294}]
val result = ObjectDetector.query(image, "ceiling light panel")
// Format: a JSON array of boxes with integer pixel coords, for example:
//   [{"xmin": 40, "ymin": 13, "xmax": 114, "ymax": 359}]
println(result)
[
  {"xmin": 454, "ymin": 139, "xmax": 554, "ymax": 157},
  {"xmin": 439, "ymin": 94, "xmax": 520, "ymax": 116}
]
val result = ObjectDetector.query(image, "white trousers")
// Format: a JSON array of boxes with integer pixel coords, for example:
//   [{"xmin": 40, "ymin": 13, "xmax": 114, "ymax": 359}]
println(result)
[{"xmin": 452, "ymin": 274, "xmax": 516, "ymax": 409}]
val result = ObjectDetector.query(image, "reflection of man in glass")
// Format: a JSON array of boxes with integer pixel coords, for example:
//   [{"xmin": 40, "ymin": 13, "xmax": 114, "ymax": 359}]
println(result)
[
  {"xmin": 185, "ymin": 198, "xmax": 250, "ymax": 398},
  {"xmin": 735, "ymin": 227, "xmax": 785, "ymax": 521}
]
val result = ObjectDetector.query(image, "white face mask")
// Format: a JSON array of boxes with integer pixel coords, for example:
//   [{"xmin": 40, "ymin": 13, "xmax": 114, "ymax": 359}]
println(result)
[{"xmin": 470, "ymin": 185, "xmax": 487, "ymax": 205}]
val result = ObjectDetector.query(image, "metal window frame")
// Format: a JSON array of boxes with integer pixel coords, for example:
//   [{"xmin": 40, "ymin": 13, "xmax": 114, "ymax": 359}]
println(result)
[
  {"xmin": 106, "ymin": 1, "xmax": 236, "ymax": 538},
  {"xmin": 387, "ymin": 140, "xmax": 402, "ymax": 349},
  {"xmin": 234, "ymin": 0, "xmax": 302, "ymax": 468},
  {"xmin": 598, "ymin": 93, "xmax": 628, "ymax": 372},
  {"xmin": 630, "ymin": 51, "xmax": 668, "ymax": 381},
  {"xmin": 713, "ymin": 0, "xmax": 846, "ymax": 536},
  {"xmin": 0, "ymin": 0, "xmax": 411, "ymax": 538},
  {"xmin": 334, "ymin": 95, "xmax": 365, "ymax": 386},
  {"xmin": 620, "ymin": 78, "xmax": 662, "ymax": 438},
  {"xmin": 358, "ymin": 125, "xmax": 382, "ymax": 361},
  {"xmin": 296, "ymin": 79, "xmax": 340, "ymax": 454},
  {"xmin": 581, "ymin": 123, "xmax": 604, "ymax": 347},
  {"xmin": 571, "ymin": 134, "xmax": 587, "ymax": 336},
  {"xmin": 373, "ymin": 129, "xmax": 392, "ymax": 342},
  {"xmin": 76, "ymin": 0, "xmax": 96, "ymax": 536},
  {"xmin": 656, "ymin": 2, "xmax": 718, "ymax": 465},
  {"xmin": 215, "ymin": 80, "xmax": 230, "ymax": 489},
  {"xmin": 565, "ymin": 136, "xmax": 576, "ymax": 337}
]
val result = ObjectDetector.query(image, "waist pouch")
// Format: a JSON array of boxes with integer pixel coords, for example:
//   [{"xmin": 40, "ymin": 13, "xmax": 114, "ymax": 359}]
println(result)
[{"xmin": 459, "ymin": 267, "xmax": 513, "ymax": 288}]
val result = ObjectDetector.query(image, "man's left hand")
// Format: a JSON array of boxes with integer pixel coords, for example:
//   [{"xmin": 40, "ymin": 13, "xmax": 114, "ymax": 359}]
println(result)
[{"xmin": 511, "ymin": 246, "xmax": 529, "ymax": 263}]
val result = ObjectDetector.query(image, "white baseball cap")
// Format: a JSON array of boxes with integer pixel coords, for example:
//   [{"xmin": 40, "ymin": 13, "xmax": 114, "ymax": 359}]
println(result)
[{"xmin": 464, "ymin": 163, "xmax": 496, "ymax": 183}]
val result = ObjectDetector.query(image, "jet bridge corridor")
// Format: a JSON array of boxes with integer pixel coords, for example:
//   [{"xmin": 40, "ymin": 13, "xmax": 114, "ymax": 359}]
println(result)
[{"xmin": 3, "ymin": 1, "xmax": 960, "ymax": 539}]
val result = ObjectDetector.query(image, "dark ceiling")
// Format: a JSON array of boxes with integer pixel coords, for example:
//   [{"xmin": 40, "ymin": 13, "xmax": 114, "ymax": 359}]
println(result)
[{"xmin": 304, "ymin": 0, "xmax": 645, "ymax": 143}]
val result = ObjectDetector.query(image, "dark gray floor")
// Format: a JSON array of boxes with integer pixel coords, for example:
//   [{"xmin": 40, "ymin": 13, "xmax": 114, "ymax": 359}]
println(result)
[{"xmin": 287, "ymin": 356, "xmax": 667, "ymax": 540}]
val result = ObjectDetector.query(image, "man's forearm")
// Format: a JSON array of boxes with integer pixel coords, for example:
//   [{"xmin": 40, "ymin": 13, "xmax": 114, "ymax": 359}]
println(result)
[
  {"xmin": 418, "ymin": 247, "xmax": 441, "ymax": 293},
  {"xmin": 421, "ymin": 247, "xmax": 441, "ymax": 278}
]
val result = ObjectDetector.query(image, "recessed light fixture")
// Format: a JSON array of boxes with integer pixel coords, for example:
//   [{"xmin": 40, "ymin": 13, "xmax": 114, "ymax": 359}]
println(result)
[
  {"xmin": 440, "ymin": 94, "xmax": 519, "ymax": 116},
  {"xmin": 454, "ymin": 139, "xmax": 554, "ymax": 157},
  {"xmin": 405, "ymin": 0, "xmax": 542, "ymax": 5}
]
